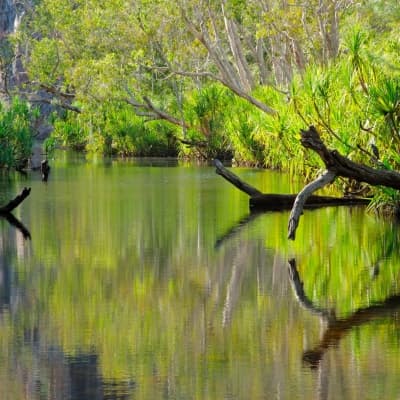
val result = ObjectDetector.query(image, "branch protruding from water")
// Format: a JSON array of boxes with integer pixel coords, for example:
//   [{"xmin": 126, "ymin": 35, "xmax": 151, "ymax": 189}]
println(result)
[
  {"xmin": 287, "ymin": 170, "xmax": 336, "ymax": 240},
  {"xmin": 0, "ymin": 187, "xmax": 31, "ymax": 214}
]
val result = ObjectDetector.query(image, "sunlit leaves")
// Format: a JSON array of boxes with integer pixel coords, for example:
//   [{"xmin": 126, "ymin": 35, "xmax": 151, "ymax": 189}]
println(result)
[{"xmin": 0, "ymin": 98, "xmax": 35, "ymax": 168}]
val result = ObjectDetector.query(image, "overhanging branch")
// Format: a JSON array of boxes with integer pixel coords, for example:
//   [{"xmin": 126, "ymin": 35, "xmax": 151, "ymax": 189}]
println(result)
[
  {"xmin": 301, "ymin": 126, "xmax": 400, "ymax": 189},
  {"xmin": 287, "ymin": 126, "xmax": 400, "ymax": 240},
  {"xmin": 288, "ymin": 170, "xmax": 336, "ymax": 240}
]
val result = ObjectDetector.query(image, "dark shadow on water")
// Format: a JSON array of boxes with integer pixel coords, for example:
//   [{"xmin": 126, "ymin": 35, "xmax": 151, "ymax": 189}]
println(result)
[{"xmin": 66, "ymin": 353, "xmax": 136, "ymax": 400}]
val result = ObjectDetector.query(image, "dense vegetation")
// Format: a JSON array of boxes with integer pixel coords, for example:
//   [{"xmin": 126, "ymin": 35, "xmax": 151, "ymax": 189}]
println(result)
[
  {"xmin": 0, "ymin": 97, "xmax": 36, "ymax": 170},
  {"xmin": 2, "ymin": 0, "xmax": 400, "ymax": 207}
]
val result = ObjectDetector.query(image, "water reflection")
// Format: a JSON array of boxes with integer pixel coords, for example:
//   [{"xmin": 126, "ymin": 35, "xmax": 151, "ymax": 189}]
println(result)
[
  {"xmin": 2, "ymin": 213, "xmax": 31, "ymax": 239},
  {"xmin": 214, "ymin": 211, "xmax": 263, "ymax": 249},
  {"xmin": 1, "ymin": 159, "xmax": 400, "ymax": 399},
  {"xmin": 289, "ymin": 258, "xmax": 400, "ymax": 370}
]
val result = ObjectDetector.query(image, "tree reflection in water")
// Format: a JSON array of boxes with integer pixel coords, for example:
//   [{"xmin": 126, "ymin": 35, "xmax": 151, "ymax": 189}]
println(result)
[{"xmin": 289, "ymin": 258, "xmax": 400, "ymax": 399}]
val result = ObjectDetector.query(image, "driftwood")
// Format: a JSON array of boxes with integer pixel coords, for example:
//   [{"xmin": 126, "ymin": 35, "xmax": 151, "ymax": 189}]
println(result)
[
  {"xmin": 288, "ymin": 259, "xmax": 400, "ymax": 369},
  {"xmin": 288, "ymin": 126, "xmax": 400, "ymax": 239},
  {"xmin": 214, "ymin": 159, "xmax": 369, "ymax": 212}
]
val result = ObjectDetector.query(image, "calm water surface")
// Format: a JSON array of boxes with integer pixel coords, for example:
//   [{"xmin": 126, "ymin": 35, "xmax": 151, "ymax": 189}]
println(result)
[{"xmin": 1, "ymin": 154, "xmax": 400, "ymax": 400}]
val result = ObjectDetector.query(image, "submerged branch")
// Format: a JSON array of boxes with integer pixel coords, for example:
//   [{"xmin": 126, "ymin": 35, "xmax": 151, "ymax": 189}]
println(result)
[
  {"xmin": 250, "ymin": 193, "xmax": 368, "ymax": 210},
  {"xmin": 288, "ymin": 259, "xmax": 334, "ymax": 320},
  {"xmin": 215, "ymin": 212, "xmax": 263, "ymax": 249},
  {"xmin": 0, "ymin": 187, "xmax": 31, "ymax": 214},
  {"xmin": 0, "ymin": 188, "xmax": 31, "ymax": 239}
]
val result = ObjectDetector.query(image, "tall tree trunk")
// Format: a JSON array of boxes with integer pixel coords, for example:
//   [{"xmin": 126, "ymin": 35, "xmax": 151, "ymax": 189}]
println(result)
[{"xmin": 221, "ymin": 1, "xmax": 254, "ymax": 92}]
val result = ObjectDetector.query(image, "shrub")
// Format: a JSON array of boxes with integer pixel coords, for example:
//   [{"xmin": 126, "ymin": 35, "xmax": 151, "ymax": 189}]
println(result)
[{"xmin": 0, "ymin": 98, "xmax": 35, "ymax": 169}]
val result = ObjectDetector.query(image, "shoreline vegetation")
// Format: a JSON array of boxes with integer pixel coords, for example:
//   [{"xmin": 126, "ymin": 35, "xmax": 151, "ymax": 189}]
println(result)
[{"xmin": 1, "ymin": 1, "xmax": 400, "ymax": 212}]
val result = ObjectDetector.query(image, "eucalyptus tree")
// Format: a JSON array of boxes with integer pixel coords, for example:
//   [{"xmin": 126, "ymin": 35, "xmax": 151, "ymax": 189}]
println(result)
[{"xmin": 21, "ymin": 0, "xmax": 355, "ymax": 121}]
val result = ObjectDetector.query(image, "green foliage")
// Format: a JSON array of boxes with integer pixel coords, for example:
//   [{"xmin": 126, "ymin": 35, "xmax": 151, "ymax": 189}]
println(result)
[
  {"xmin": 52, "ymin": 104, "xmax": 178, "ymax": 157},
  {"xmin": 18, "ymin": 0, "xmax": 400, "ymax": 208},
  {"xmin": 182, "ymin": 84, "xmax": 235, "ymax": 160},
  {"xmin": 0, "ymin": 98, "xmax": 34, "ymax": 169},
  {"xmin": 52, "ymin": 114, "xmax": 87, "ymax": 150}
]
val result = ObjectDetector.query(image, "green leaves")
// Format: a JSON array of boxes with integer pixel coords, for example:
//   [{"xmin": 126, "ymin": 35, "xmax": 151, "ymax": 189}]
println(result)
[
  {"xmin": 0, "ymin": 98, "xmax": 35, "ymax": 169},
  {"xmin": 370, "ymin": 78, "xmax": 400, "ymax": 117}
]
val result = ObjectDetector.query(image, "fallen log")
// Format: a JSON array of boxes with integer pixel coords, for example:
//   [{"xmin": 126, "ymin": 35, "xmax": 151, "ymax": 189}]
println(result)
[
  {"xmin": 250, "ymin": 192, "xmax": 369, "ymax": 210},
  {"xmin": 288, "ymin": 126, "xmax": 400, "ymax": 240},
  {"xmin": 214, "ymin": 159, "xmax": 262, "ymax": 197},
  {"xmin": 213, "ymin": 159, "xmax": 369, "ymax": 212}
]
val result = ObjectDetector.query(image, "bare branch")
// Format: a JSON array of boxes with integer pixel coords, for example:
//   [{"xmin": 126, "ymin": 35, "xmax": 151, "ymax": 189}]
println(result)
[
  {"xmin": 39, "ymin": 83, "xmax": 75, "ymax": 99},
  {"xmin": 124, "ymin": 96, "xmax": 191, "ymax": 130},
  {"xmin": 142, "ymin": 96, "xmax": 191, "ymax": 130},
  {"xmin": 0, "ymin": 187, "xmax": 31, "ymax": 214},
  {"xmin": 301, "ymin": 126, "xmax": 400, "ymax": 189},
  {"xmin": 214, "ymin": 159, "xmax": 263, "ymax": 197},
  {"xmin": 35, "ymin": 98, "xmax": 81, "ymax": 113},
  {"xmin": 288, "ymin": 170, "xmax": 337, "ymax": 240}
]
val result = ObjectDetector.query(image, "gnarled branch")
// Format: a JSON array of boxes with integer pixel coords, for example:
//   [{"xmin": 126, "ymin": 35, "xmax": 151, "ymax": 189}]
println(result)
[
  {"xmin": 301, "ymin": 126, "xmax": 400, "ymax": 189},
  {"xmin": 288, "ymin": 125, "xmax": 400, "ymax": 240},
  {"xmin": 288, "ymin": 170, "xmax": 336, "ymax": 240}
]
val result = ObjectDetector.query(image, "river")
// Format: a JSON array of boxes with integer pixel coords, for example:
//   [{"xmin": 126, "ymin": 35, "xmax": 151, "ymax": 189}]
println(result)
[{"xmin": 0, "ymin": 154, "xmax": 400, "ymax": 399}]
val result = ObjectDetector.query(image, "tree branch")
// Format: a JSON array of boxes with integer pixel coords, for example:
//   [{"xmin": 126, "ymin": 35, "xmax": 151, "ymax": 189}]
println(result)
[
  {"xmin": 288, "ymin": 170, "xmax": 337, "ymax": 240},
  {"xmin": 288, "ymin": 125, "xmax": 400, "ymax": 240},
  {"xmin": 300, "ymin": 126, "xmax": 400, "ymax": 189},
  {"xmin": 0, "ymin": 187, "xmax": 31, "ymax": 214},
  {"xmin": 214, "ymin": 159, "xmax": 263, "ymax": 197}
]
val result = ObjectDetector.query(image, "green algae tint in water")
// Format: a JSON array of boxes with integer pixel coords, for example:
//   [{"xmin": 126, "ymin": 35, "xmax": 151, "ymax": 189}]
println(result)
[{"xmin": 1, "ymin": 155, "xmax": 400, "ymax": 399}]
